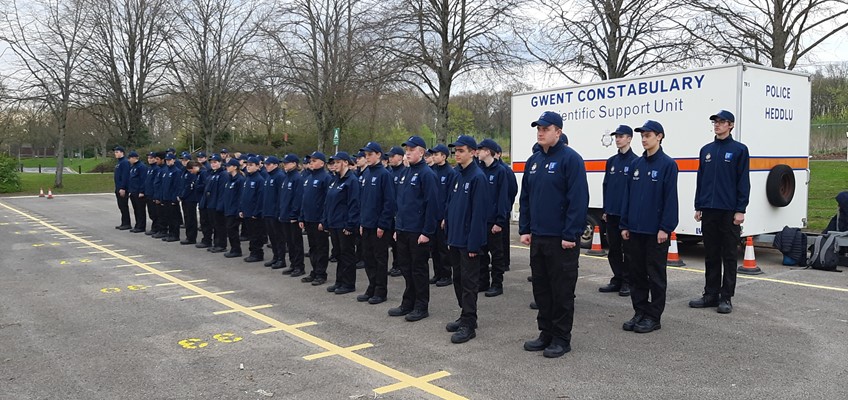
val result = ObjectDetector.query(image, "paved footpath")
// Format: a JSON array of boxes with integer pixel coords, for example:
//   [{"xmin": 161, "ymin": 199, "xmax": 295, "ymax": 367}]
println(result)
[{"xmin": 1, "ymin": 194, "xmax": 847, "ymax": 399}]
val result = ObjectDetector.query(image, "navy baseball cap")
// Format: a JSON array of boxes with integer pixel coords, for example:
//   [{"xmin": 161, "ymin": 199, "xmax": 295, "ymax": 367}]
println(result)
[
  {"xmin": 220, "ymin": 148, "xmax": 229, "ymax": 153},
  {"xmin": 147, "ymin": 151, "xmax": 156, "ymax": 157},
  {"xmin": 402, "ymin": 136, "xmax": 426, "ymax": 148},
  {"xmin": 329, "ymin": 152, "xmax": 351, "ymax": 162},
  {"xmin": 128, "ymin": 151, "xmax": 139, "ymax": 158},
  {"xmin": 531, "ymin": 111, "xmax": 563, "ymax": 128},
  {"xmin": 388, "ymin": 146, "xmax": 404, "ymax": 156},
  {"xmin": 264, "ymin": 156, "xmax": 280, "ymax": 164},
  {"xmin": 113, "ymin": 146, "xmax": 125, "ymax": 152},
  {"xmin": 355, "ymin": 151, "xmax": 365, "ymax": 158},
  {"xmin": 428, "ymin": 144, "xmax": 451, "ymax": 156},
  {"xmin": 360, "ymin": 141, "xmax": 383, "ymax": 154},
  {"xmin": 381, "ymin": 153, "xmax": 389, "ymax": 161},
  {"xmin": 164, "ymin": 153, "xmax": 176, "ymax": 160},
  {"xmin": 449, "ymin": 135, "xmax": 478, "ymax": 149},
  {"xmin": 283, "ymin": 154, "xmax": 299, "ymax": 164},
  {"xmin": 166, "ymin": 147, "xmax": 176, "ymax": 153},
  {"xmin": 238, "ymin": 154, "xmax": 248, "ymax": 161},
  {"xmin": 196, "ymin": 151, "xmax": 207, "ymax": 158},
  {"xmin": 634, "ymin": 120, "xmax": 665, "ymax": 134},
  {"xmin": 477, "ymin": 138, "xmax": 502, "ymax": 154},
  {"xmin": 209, "ymin": 154, "xmax": 222, "ymax": 162},
  {"xmin": 226, "ymin": 159, "xmax": 240, "ymax": 167},
  {"xmin": 310, "ymin": 151, "xmax": 326, "ymax": 162},
  {"xmin": 709, "ymin": 110, "xmax": 735, "ymax": 122},
  {"xmin": 610, "ymin": 125, "xmax": 633, "ymax": 136},
  {"xmin": 246, "ymin": 156, "xmax": 261, "ymax": 164},
  {"xmin": 180, "ymin": 153, "xmax": 192, "ymax": 160}
]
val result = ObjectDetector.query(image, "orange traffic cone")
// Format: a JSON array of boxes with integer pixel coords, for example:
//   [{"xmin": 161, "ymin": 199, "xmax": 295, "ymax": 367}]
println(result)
[
  {"xmin": 47, "ymin": 188, "xmax": 54, "ymax": 199},
  {"xmin": 586, "ymin": 225, "xmax": 607, "ymax": 256},
  {"xmin": 737, "ymin": 236, "xmax": 762, "ymax": 275},
  {"xmin": 666, "ymin": 232, "xmax": 685, "ymax": 266},
  {"xmin": 39, "ymin": 187, "xmax": 45, "ymax": 197}
]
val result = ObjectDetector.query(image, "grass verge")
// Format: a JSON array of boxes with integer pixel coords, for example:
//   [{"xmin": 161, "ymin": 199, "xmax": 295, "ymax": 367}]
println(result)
[
  {"xmin": 808, "ymin": 160, "xmax": 848, "ymax": 232},
  {"xmin": 18, "ymin": 157, "xmax": 105, "ymax": 173}
]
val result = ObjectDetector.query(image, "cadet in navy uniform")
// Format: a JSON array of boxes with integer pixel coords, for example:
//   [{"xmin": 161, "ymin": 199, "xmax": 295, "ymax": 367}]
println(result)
[
  {"xmin": 261, "ymin": 156, "xmax": 286, "ymax": 268},
  {"xmin": 143, "ymin": 152, "xmax": 160, "ymax": 235},
  {"xmin": 354, "ymin": 151, "xmax": 368, "ymax": 268},
  {"xmin": 387, "ymin": 146, "xmax": 406, "ymax": 278},
  {"xmin": 151, "ymin": 153, "xmax": 168, "ymax": 238},
  {"xmin": 323, "ymin": 152, "xmax": 360, "ymax": 294},
  {"xmin": 197, "ymin": 152, "xmax": 209, "ymax": 169},
  {"xmin": 520, "ymin": 111, "xmax": 589, "ymax": 358},
  {"xmin": 477, "ymin": 139, "xmax": 510, "ymax": 297},
  {"xmin": 127, "ymin": 151, "xmax": 148, "ymax": 233},
  {"xmin": 428, "ymin": 145, "xmax": 456, "ymax": 287},
  {"xmin": 357, "ymin": 142, "xmax": 396, "ymax": 305},
  {"xmin": 299, "ymin": 152, "xmax": 332, "ymax": 284},
  {"xmin": 240, "ymin": 157, "xmax": 266, "ymax": 262},
  {"xmin": 389, "ymin": 136, "xmax": 439, "ymax": 321},
  {"xmin": 222, "ymin": 159, "xmax": 246, "ymax": 258},
  {"xmin": 279, "ymin": 154, "xmax": 307, "ymax": 277},
  {"xmin": 495, "ymin": 150, "xmax": 518, "ymax": 275},
  {"xmin": 600, "ymin": 125, "xmax": 638, "ymax": 296},
  {"xmin": 620, "ymin": 120, "xmax": 678, "ymax": 333},
  {"xmin": 442, "ymin": 135, "xmax": 488, "ymax": 343},
  {"xmin": 208, "ymin": 155, "xmax": 229, "ymax": 253},
  {"xmin": 690, "ymin": 110, "xmax": 750, "ymax": 314},
  {"xmin": 113, "ymin": 146, "xmax": 132, "ymax": 230},
  {"xmin": 200, "ymin": 155, "xmax": 224, "ymax": 250},
  {"xmin": 160, "ymin": 154, "xmax": 182, "ymax": 242},
  {"xmin": 179, "ymin": 160, "xmax": 204, "ymax": 245}
]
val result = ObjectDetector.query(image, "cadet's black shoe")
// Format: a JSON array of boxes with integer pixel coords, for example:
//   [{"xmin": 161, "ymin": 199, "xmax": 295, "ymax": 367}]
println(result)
[
  {"xmin": 270, "ymin": 261, "xmax": 285, "ymax": 270},
  {"xmin": 195, "ymin": 242, "xmax": 211, "ymax": 249},
  {"xmin": 689, "ymin": 294, "xmax": 719, "ymax": 308},
  {"xmin": 280, "ymin": 267, "xmax": 294, "ymax": 274},
  {"xmin": 598, "ymin": 283, "xmax": 621, "ymax": 293},
  {"xmin": 243, "ymin": 255, "xmax": 263, "ymax": 263},
  {"xmin": 619, "ymin": 283, "xmax": 631, "ymax": 297},
  {"xmin": 263, "ymin": 259, "xmax": 277, "ymax": 267},
  {"xmin": 388, "ymin": 307, "xmax": 412, "ymax": 317},
  {"xmin": 209, "ymin": 247, "xmax": 226, "ymax": 253},
  {"xmin": 450, "ymin": 326, "xmax": 476, "ymax": 344},
  {"xmin": 389, "ymin": 268, "xmax": 402, "ymax": 277},
  {"xmin": 355, "ymin": 261, "xmax": 365, "ymax": 269},
  {"xmin": 405, "ymin": 309, "xmax": 429, "ymax": 322},
  {"xmin": 335, "ymin": 287, "xmax": 356, "ymax": 295},
  {"xmin": 633, "ymin": 317, "xmax": 661, "ymax": 333},
  {"xmin": 622, "ymin": 313, "xmax": 644, "ymax": 331},
  {"xmin": 329, "ymin": 256, "xmax": 338, "ymax": 263},
  {"xmin": 129, "ymin": 228, "xmax": 144, "ymax": 233},
  {"xmin": 144, "ymin": 230, "xmax": 155, "ymax": 236},
  {"xmin": 223, "ymin": 251, "xmax": 242, "ymax": 258},
  {"xmin": 311, "ymin": 278, "xmax": 327, "ymax": 286},
  {"xmin": 542, "ymin": 338, "xmax": 571, "ymax": 358},
  {"xmin": 152, "ymin": 232, "xmax": 167, "ymax": 238},
  {"xmin": 484, "ymin": 287, "xmax": 503, "ymax": 297},
  {"xmin": 717, "ymin": 298, "xmax": 733, "ymax": 314},
  {"xmin": 478, "ymin": 285, "xmax": 490, "ymax": 293},
  {"xmin": 429, "ymin": 276, "xmax": 439, "ymax": 284},
  {"xmin": 435, "ymin": 277, "xmax": 452, "ymax": 287},
  {"xmin": 446, "ymin": 319, "xmax": 476, "ymax": 332},
  {"xmin": 529, "ymin": 301, "xmax": 538, "ymax": 310},
  {"xmin": 116, "ymin": 225, "xmax": 132, "ymax": 230},
  {"xmin": 523, "ymin": 332, "xmax": 553, "ymax": 351},
  {"xmin": 356, "ymin": 293, "xmax": 371, "ymax": 302},
  {"xmin": 301, "ymin": 275, "xmax": 315, "ymax": 283},
  {"xmin": 326, "ymin": 285, "xmax": 338, "ymax": 293},
  {"xmin": 289, "ymin": 269, "xmax": 305, "ymax": 277},
  {"xmin": 180, "ymin": 240, "xmax": 196, "ymax": 245},
  {"xmin": 527, "ymin": 275, "xmax": 532, "ymax": 282},
  {"xmin": 164, "ymin": 237, "xmax": 179, "ymax": 242},
  {"xmin": 367, "ymin": 296, "xmax": 386, "ymax": 305}
]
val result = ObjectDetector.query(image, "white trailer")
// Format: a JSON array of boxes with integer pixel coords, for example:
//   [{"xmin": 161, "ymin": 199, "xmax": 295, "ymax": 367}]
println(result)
[{"xmin": 510, "ymin": 63, "xmax": 811, "ymax": 247}]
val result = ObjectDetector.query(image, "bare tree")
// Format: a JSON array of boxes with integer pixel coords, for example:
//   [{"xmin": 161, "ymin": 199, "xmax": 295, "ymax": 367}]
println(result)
[
  {"xmin": 684, "ymin": 0, "xmax": 848, "ymax": 70},
  {"xmin": 0, "ymin": 0, "xmax": 92, "ymax": 187},
  {"xmin": 381, "ymin": 0, "xmax": 522, "ymax": 144},
  {"xmin": 167, "ymin": 0, "xmax": 264, "ymax": 152},
  {"xmin": 82, "ymin": 0, "xmax": 174, "ymax": 147},
  {"xmin": 243, "ymin": 44, "xmax": 289, "ymax": 147}
]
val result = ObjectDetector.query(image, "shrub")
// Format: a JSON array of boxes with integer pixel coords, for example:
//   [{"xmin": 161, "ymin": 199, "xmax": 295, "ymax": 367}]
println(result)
[
  {"xmin": 0, "ymin": 155, "xmax": 22, "ymax": 193},
  {"xmin": 91, "ymin": 158, "xmax": 117, "ymax": 173}
]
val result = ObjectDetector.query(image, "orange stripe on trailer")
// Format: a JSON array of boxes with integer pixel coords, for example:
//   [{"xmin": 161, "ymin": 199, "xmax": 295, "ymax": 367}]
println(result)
[
  {"xmin": 676, "ymin": 159, "xmax": 699, "ymax": 172},
  {"xmin": 512, "ymin": 157, "xmax": 808, "ymax": 174},
  {"xmin": 749, "ymin": 157, "xmax": 808, "ymax": 171}
]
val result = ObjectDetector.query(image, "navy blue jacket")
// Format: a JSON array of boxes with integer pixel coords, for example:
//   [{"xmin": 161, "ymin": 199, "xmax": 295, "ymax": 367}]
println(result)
[
  {"xmin": 300, "ymin": 168, "xmax": 331, "ymax": 223},
  {"xmin": 620, "ymin": 147, "xmax": 679, "ymax": 235},
  {"xmin": 114, "ymin": 156, "xmax": 130, "ymax": 191},
  {"xmin": 222, "ymin": 173, "xmax": 245, "ymax": 217},
  {"xmin": 602, "ymin": 148, "xmax": 638, "ymax": 216},
  {"xmin": 143, "ymin": 163, "xmax": 159, "ymax": 196},
  {"xmin": 239, "ymin": 170, "xmax": 265, "ymax": 218},
  {"xmin": 395, "ymin": 160, "xmax": 439, "ymax": 236},
  {"xmin": 128, "ymin": 161, "xmax": 147, "ymax": 195},
  {"xmin": 180, "ymin": 170, "xmax": 203, "ymax": 203},
  {"xmin": 695, "ymin": 135, "xmax": 750, "ymax": 213},
  {"xmin": 279, "ymin": 169, "xmax": 304, "ymax": 221},
  {"xmin": 480, "ymin": 159, "xmax": 510, "ymax": 227},
  {"xmin": 262, "ymin": 168, "xmax": 284, "ymax": 218},
  {"xmin": 200, "ymin": 168, "xmax": 225, "ymax": 210},
  {"xmin": 501, "ymin": 159, "xmax": 518, "ymax": 206},
  {"xmin": 160, "ymin": 165, "xmax": 181, "ymax": 203},
  {"xmin": 359, "ymin": 163, "xmax": 396, "ymax": 230},
  {"xmin": 322, "ymin": 169, "xmax": 360, "ymax": 231},
  {"xmin": 518, "ymin": 140, "xmax": 589, "ymax": 242},
  {"xmin": 212, "ymin": 169, "xmax": 230, "ymax": 212},
  {"xmin": 153, "ymin": 165, "xmax": 166, "ymax": 201},
  {"xmin": 445, "ymin": 160, "xmax": 488, "ymax": 252},
  {"xmin": 431, "ymin": 162, "xmax": 458, "ymax": 221}
]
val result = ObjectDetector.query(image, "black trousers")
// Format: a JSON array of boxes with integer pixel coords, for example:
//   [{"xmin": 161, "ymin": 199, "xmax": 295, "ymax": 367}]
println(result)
[
  {"xmin": 479, "ymin": 226, "xmax": 507, "ymax": 289},
  {"xmin": 362, "ymin": 227, "xmax": 391, "ymax": 298},
  {"xmin": 129, "ymin": 193, "xmax": 146, "ymax": 231},
  {"xmin": 198, "ymin": 207, "xmax": 213, "ymax": 244},
  {"xmin": 164, "ymin": 201, "xmax": 181, "ymax": 239},
  {"xmin": 264, "ymin": 217, "xmax": 285, "ymax": 263},
  {"xmin": 701, "ymin": 209, "xmax": 741, "ymax": 299},
  {"xmin": 181, "ymin": 201, "xmax": 198, "ymax": 242},
  {"xmin": 450, "ymin": 247, "xmax": 480, "ymax": 327},
  {"xmin": 330, "ymin": 231, "xmax": 340, "ymax": 260},
  {"xmin": 355, "ymin": 231, "xmax": 363, "ymax": 264},
  {"xmin": 502, "ymin": 223, "xmax": 511, "ymax": 271},
  {"xmin": 625, "ymin": 233, "xmax": 669, "ymax": 322},
  {"xmin": 213, "ymin": 211, "xmax": 227, "ymax": 249},
  {"xmin": 431, "ymin": 227, "xmax": 452, "ymax": 279},
  {"xmin": 225, "ymin": 215, "xmax": 242, "ymax": 254},
  {"xmin": 330, "ymin": 228, "xmax": 356, "ymax": 289},
  {"xmin": 605, "ymin": 215, "xmax": 628, "ymax": 286},
  {"xmin": 146, "ymin": 196, "xmax": 159, "ymax": 232},
  {"xmin": 304, "ymin": 222, "xmax": 329, "ymax": 279},
  {"xmin": 245, "ymin": 217, "xmax": 266, "ymax": 257},
  {"xmin": 530, "ymin": 236, "xmax": 579, "ymax": 342},
  {"xmin": 282, "ymin": 221, "xmax": 305, "ymax": 270},
  {"xmin": 397, "ymin": 231, "xmax": 431, "ymax": 311},
  {"xmin": 115, "ymin": 190, "xmax": 131, "ymax": 227}
]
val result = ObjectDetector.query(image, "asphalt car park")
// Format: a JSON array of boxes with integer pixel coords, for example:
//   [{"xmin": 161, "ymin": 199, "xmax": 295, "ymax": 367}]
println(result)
[{"xmin": 1, "ymin": 194, "xmax": 847, "ymax": 399}]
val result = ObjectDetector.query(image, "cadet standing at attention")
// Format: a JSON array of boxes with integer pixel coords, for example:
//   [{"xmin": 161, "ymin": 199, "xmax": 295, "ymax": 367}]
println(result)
[
  {"xmin": 222, "ymin": 159, "xmax": 246, "ymax": 258},
  {"xmin": 323, "ymin": 152, "xmax": 360, "ymax": 295},
  {"xmin": 428, "ymin": 144, "xmax": 456, "ymax": 287},
  {"xmin": 357, "ymin": 142, "xmax": 396, "ymax": 305},
  {"xmin": 261, "ymin": 156, "xmax": 286, "ymax": 269},
  {"xmin": 113, "ymin": 146, "xmax": 132, "ymax": 230},
  {"xmin": 476, "ymin": 138, "xmax": 510, "ymax": 298},
  {"xmin": 143, "ymin": 152, "xmax": 160, "ymax": 236},
  {"xmin": 279, "ymin": 154, "xmax": 307, "ymax": 277},
  {"xmin": 240, "ymin": 157, "xmax": 266, "ymax": 262},
  {"xmin": 203, "ymin": 155, "xmax": 228, "ymax": 252},
  {"xmin": 127, "ymin": 151, "xmax": 148, "ymax": 233},
  {"xmin": 300, "ymin": 152, "xmax": 332, "ymax": 285}
]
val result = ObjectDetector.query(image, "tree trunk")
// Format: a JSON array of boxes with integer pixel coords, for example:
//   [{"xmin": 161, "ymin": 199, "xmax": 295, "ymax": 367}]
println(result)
[
  {"xmin": 54, "ymin": 124, "xmax": 66, "ymax": 188},
  {"xmin": 435, "ymin": 79, "xmax": 451, "ymax": 144}
]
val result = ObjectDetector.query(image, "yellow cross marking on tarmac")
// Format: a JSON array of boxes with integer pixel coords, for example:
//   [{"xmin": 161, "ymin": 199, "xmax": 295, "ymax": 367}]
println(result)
[
  {"xmin": 0, "ymin": 201, "xmax": 468, "ymax": 400},
  {"xmin": 180, "ymin": 290, "xmax": 233, "ymax": 299},
  {"xmin": 253, "ymin": 321, "xmax": 317, "ymax": 335},
  {"xmin": 157, "ymin": 279, "xmax": 207, "ymax": 287},
  {"xmin": 304, "ymin": 343, "xmax": 374, "ymax": 360},
  {"xmin": 136, "ymin": 270, "xmax": 182, "ymax": 276},
  {"xmin": 374, "ymin": 371, "xmax": 453, "ymax": 394},
  {"xmin": 213, "ymin": 304, "xmax": 273, "ymax": 315}
]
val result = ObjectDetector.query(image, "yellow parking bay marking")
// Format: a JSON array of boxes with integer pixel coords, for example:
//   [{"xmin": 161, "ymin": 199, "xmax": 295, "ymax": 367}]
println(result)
[
  {"xmin": 0, "ymin": 201, "xmax": 466, "ymax": 400},
  {"xmin": 181, "ymin": 290, "xmax": 234, "ymax": 299},
  {"xmin": 137, "ymin": 270, "xmax": 182, "ymax": 276},
  {"xmin": 116, "ymin": 262, "xmax": 160, "ymax": 268},
  {"xmin": 304, "ymin": 343, "xmax": 374, "ymax": 360},
  {"xmin": 375, "ymin": 371, "xmax": 453, "ymax": 395},
  {"xmin": 214, "ymin": 304, "xmax": 274, "ymax": 315},
  {"xmin": 158, "ymin": 279, "xmax": 208, "ymax": 287},
  {"xmin": 253, "ymin": 321, "xmax": 318, "ymax": 335}
]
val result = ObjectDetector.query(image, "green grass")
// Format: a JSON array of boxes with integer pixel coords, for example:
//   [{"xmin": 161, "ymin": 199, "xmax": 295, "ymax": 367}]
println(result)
[
  {"xmin": 18, "ymin": 157, "xmax": 105, "ymax": 173},
  {"xmin": 808, "ymin": 160, "xmax": 848, "ymax": 232},
  {"xmin": 13, "ymin": 173, "xmax": 114, "ymax": 196}
]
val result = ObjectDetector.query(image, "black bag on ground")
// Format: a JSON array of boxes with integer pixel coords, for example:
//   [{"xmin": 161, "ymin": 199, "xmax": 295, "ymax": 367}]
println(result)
[
  {"xmin": 822, "ymin": 191, "xmax": 848, "ymax": 233},
  {"xmin": 773, "ymin": 226, "xmax": 807, "ymax": 266},
  {"xmin": 808, "ymin": 231, "xmax": 848, "ymax": 272}
]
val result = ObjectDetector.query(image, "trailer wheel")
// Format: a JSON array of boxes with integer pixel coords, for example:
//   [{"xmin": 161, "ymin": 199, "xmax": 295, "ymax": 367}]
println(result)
[
  {"xmin": 766, "ymin": 164, "xmax": 795, "ymax": 207},
  {"xmin": 580, "ymin": 213, "xmax": 602, "ymax": 249}
]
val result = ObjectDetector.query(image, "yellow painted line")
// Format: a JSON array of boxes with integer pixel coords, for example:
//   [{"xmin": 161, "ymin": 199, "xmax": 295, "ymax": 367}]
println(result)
[
  {"xmin": 253, "ymin": 321, "xmax": 318, "ymax": 335},
  {"xmin": 116, "ymin": 262, "xmax": 160, "ymax": 268},
  {"xmin": 0, "ymin": 202, "xmax": 467, "ymax": 400},
  {"xmin": 137, "ymin": 270, "xmax": 182, "ymax": 276},
  {"xmin": 88, "ymin": 251, "xmax": 106, "ymax": 254},
  {"xmin": 374, "ymin": 371, "xmax": 452, "ymax": 394},
  {"xmin": 180, "ymin": 290, "xmax": 233, "ymax": 298},
  {"xmin": 304, "ymin": 343, "xmax": 374, "ymax": 360},
  {"xmin": 213, "ymin": 304, "xmax": 274, "ymax": 315},
  {"xmin": 158, "ymin": 279, "xmax": 208, "ymax": 287},
  {"xmin": 102, "ymin": 255, "xmax": 142, "ymax": 260}
]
